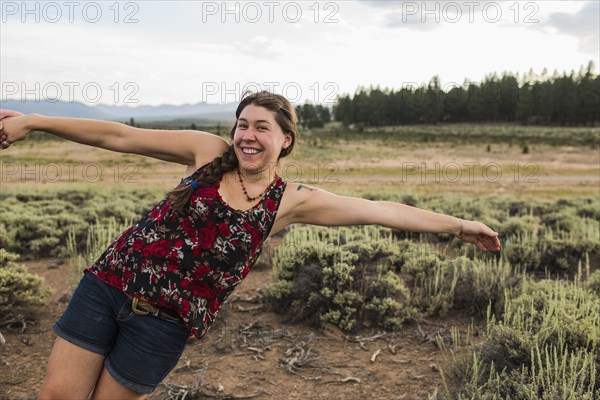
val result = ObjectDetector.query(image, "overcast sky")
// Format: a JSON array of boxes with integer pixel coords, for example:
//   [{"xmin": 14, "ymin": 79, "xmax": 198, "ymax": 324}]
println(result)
[{"xmin": 1, "ymin": 0, "xmax": 598, "ymax": 106}]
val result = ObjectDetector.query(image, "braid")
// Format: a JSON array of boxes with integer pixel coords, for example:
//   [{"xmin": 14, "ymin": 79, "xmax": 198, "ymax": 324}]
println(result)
[{"xmin": 166, "ymin": 145, "xmax": 238, "ymax": 211}]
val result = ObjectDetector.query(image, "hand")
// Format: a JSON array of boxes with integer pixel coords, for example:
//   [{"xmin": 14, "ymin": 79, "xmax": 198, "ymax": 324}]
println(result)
[
  {"xmin": 456, "ymin": 219, "xmax": 501, "ymax": 252},
  {"xmin": 0, "ymin": 110, "xmax": 31, "ymax": 150}
]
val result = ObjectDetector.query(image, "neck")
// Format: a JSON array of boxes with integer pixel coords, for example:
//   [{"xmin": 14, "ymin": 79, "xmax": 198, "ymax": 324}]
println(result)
[
  {"xmin": 235, "ymin": 167, "xmax": 278, "ymax": 203},
  {"xmin": 237, "ymin": 166, "xmax": 277, "ymax": 184}
]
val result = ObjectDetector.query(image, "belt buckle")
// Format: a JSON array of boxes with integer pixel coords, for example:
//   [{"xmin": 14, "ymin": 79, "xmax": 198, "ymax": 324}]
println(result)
[{"xmin": 131, "ymin": 297, "xmax": 150, "ymax": 316}]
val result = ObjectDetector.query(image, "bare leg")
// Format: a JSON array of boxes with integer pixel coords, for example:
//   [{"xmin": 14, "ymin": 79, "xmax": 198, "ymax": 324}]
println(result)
[
  {"xmin": 38, "ymin": 337, "xmax": 104, "ymax": 400},
  {"xmin": 90, "ymin": 367, "xmax": 147, "ymax": 400}
]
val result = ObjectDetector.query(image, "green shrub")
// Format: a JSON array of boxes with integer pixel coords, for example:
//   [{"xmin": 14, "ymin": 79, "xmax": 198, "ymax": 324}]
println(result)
[
  {"xmin": 269, "ymin": 226, "xmax": 417, "ymax": 331},
  {"xmin": 0, "ymin": 248, "xmax": 53, "ymax": 314},
  {"xmin": 66, "ymin": 218, "xmax": 133, "ymax": 292},
  {"xmin": 499, "ymin": 215, "xmax": 539, "ymax": 237},
  {"xmin": 0, "ymin": 185, "xmax": 161, "ymax": 259},
  {"xmin": 453, "ymin": 257, "xmax": 523, "ymax": 317},
  {"xmin": 437, "ymin": 280, "xmax": 599, "ymax": 399},
  {"xmin": 539, "ymin": 238, "xmax": 599, "ymax": 274},
  {"xmin": 401, "ymin": 249, "xmax": 457, "ymax": 317},
  {"xmin": 541, "ymin": 208, "xmax": 581, "ymax": 232},
  {"xmin": 503, "ymin": 227, "xmax": 599, "ymax": 276},
  {"xmin": 269, "ymin": 226, "xmax": 523, "ymax": 331},
  {"xmin": 585, "ymin": 270, "xmax": 600, "ymax": 297}
]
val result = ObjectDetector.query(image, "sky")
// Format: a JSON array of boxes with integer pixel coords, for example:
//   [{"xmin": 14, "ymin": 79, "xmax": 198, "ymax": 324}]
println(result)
[{"xmin": 1, "ymin": 0, "xmax": 598, "ymax": 106}]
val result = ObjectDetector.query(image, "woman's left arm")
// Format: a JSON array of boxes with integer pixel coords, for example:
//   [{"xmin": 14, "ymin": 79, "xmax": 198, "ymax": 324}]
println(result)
[{"xmin": 286, "ymin": 183, "xmax": 500, "ymax": 252}]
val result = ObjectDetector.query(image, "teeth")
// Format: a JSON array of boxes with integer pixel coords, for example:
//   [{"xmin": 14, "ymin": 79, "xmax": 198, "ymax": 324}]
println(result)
[{"xmin": 243, "ymin": 148, "xmax": 260, "ymax": 154}]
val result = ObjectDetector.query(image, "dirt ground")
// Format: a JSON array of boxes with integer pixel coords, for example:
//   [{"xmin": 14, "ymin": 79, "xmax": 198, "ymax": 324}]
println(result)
[{"xmin": 0, "ymin": 253, "xmax": 481, "ymax": 400}]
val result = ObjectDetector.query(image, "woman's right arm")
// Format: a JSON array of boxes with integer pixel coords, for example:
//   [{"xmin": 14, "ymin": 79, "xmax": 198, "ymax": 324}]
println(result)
[{"xmin": 0, "ymin": 113, "xmax": 230, "ymax": 166}]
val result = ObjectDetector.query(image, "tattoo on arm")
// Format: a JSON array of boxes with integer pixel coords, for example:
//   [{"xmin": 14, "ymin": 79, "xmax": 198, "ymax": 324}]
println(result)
[{"xmin": 297, "ymin": 184, "xmax": 315, "ymax": 191}]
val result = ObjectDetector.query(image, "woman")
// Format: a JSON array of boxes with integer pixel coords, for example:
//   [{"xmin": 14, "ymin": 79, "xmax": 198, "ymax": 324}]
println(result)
[{"xmin": 0, "ymin": 91, "xmax": 500, "ymax": 399}]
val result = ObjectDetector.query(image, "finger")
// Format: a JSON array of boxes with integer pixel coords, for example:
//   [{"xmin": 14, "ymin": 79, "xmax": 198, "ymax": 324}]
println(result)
[
  {"xmin": 482, "ymin": 227, "xmax": 498, "ymax": 237},
  {"xmin": 0, "ymin": 121, "xmax": 3, "ymax": 130},
  {"xmin": 484, "ymin": 234, "xmax": 501, "ymax": 248},
  {"xmin": 476, "ymin": 235, "xmax": 492, "ymax": 250},
  {"xmin": 0, "ymin": 110, "xmax": 24, "ymax": 119},
  {"xmin": 476, "ymin": 222, "xmax": 498, "ymax": 237},
  {"xmin": 483, "ymin": 240, "xmax": 496, "ymax": 250},
  {"xmin": 484, "ymin": 237, "xmax": 500, "ymax": 252},
  {"xmin": 480, "ymin": 235, "xmax": 496, "ymax": 248},
  {"xmin": 481, "ymin": 236, "xmax": 498, "ymax": 252},
  {"xmin": 481, "ymin": 240, "xmax": 490, "ymax": 251}
]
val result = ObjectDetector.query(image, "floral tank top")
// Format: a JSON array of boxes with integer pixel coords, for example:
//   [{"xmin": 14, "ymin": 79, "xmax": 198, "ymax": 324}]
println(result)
[{"xmin": 84, "ymin": 162, "xmax": 287, "ymax": 339}]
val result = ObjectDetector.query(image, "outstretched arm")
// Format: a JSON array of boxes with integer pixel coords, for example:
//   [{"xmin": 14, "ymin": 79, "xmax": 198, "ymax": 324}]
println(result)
[
  {"xmin": 0, "ymin": 111, "xmax": 230, "ymax": 166},
  {"xmin": 285, "ymin": 183, "xmax": 500, "ymax": 252}
]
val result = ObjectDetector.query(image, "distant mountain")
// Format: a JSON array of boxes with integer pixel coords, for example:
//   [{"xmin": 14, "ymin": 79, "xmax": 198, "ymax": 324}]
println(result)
[
  {"xmin": 1, "ymin": 100, "xmax": 113, "ymax": 120},
  {"xmin": 0, "ymin": 99, "xmax": 238, "ymax": 123}
]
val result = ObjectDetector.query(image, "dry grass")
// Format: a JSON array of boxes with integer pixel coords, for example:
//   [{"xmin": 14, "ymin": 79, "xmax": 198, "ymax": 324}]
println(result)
[{"xmin": 1, "ymin": 137, "xmax": 598, "ymax": 200}]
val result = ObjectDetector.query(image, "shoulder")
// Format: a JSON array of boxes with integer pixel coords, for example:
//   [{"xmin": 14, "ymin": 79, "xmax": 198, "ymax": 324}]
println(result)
[
  {"xmin": 268, "ymin": 181, "xmax": 318, "ymax": 235},
  {"xmin": 192, "ymin": 133, "xmax": 230, "ymax": 166},
  {"xmin": 280, "ymin": 181, "xmax": 318, "ymax": 204},
  {"xmin": 277, "ymin": 181, "xmax": 325, "ymax": 219},
  {"xmin": 181, "ymin": 136, "xmax": 229, "ymax": 178}
]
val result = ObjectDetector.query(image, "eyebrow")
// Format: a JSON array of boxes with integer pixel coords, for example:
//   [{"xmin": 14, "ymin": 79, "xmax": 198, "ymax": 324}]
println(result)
[{"xmin": 238, "ymin": 118, "xmax": 271, "ymax": 125}]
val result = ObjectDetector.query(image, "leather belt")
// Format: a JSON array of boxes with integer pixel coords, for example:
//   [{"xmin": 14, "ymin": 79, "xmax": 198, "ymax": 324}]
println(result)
[{"xmin": 126, "ymin": 294, "xmax": 181, "ymax": 323}]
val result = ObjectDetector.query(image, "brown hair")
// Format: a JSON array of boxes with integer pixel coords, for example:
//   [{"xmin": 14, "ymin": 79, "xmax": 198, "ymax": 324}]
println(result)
[{"xmin": 166, "ymin": 90, "xmax": 298, "ymax": 211}]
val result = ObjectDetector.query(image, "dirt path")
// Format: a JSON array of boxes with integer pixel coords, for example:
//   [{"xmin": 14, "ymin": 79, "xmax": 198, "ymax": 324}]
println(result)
[{"xmin": 0, "ymin": 257, "xmax": 481, "ymax": 400}]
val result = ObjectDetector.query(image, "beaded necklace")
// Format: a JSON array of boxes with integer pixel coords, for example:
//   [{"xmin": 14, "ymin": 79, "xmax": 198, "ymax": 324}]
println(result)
[{"xmin": 236, "ymin": 168, "xmax": 279, "ymax": 202}]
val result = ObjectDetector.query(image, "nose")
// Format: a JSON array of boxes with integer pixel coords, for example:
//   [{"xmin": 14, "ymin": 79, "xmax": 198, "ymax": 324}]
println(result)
[{"xmin": 241, "ymin": 127, "xmax": 257, "ymax": 141}]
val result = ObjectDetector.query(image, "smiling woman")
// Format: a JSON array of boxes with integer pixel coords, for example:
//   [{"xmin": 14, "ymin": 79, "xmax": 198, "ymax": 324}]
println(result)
[
  {"xmin": 0, "ymin": 90, "xmax": 500, "ymax": 399},
  {"xmin": 164, "ymin": 92, "xmax": 296, "ymax": 213}
]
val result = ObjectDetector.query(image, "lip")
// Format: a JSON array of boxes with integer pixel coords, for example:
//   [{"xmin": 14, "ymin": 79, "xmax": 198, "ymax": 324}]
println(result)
[{"xmin": 240, "ymin": 147, "xmax": 262, "ymax": 156}]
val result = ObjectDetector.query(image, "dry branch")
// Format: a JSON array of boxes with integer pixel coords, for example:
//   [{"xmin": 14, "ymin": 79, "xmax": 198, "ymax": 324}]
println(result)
[
  {"xmin": 387, "ymin": 341, "xmax": 399, "ymax": 355},
  {"xmin": 345, "ymin": 332, "xmax": 387, "ymax": 343},
  {"xmin": 234, "ymin": 304, "xmax": 264, "ymax": 312},
  {"xmin": 150, "ymin": 369, "xmax": 266, "ymax": 400},
  {"xmin": 279, "ymin": 342, "xmax": 321, "ymax": 374},
  {"xmin": 0, "ymin": 313, "xmax": 32, "ymax": 333},
  {"xmin": 370, "ymin": 348, "xmax": 381, "ymax": 363},
  {"xmin": 321, "ymin": 376, "xmax": 362, "ymax": 385},
  {"xmin": 236, "ymin": 321, "xmax": 291, "ymax": 349},
  {"xmin": 230, "ymin": 293, "xmax": 263, "ymax": 303}
]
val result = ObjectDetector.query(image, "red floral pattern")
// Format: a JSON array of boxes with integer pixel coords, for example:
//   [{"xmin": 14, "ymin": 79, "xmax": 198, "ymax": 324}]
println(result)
[{"xmin": 85, "ymin": 163, "xmax": 286, "ymax": 339}]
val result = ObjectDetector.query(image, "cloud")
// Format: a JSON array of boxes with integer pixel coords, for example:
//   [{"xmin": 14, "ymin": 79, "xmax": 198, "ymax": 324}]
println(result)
[
  {"xmin": 383, "ymin": 12, "xmax": 439, "ymax": 31},
  {"xmin": 359, "ymin": 0, "xmax": 506, "ymax": 31},
  {"xmin": 234, "ymin": 35, "xmax": 288, "ymax": 59},
  {"xmin": 545, "ymin": 2, "xmax": 599, "ymax": 55},
  {"xmin": 360, "ymin": 0, "xmax": 454, "ymax": 31}
]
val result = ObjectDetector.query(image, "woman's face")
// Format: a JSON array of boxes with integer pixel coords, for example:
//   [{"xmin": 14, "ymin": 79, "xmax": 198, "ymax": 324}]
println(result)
[{"xmin": 232, "ymin": 104, "xmax": 292, "ymax": 177}]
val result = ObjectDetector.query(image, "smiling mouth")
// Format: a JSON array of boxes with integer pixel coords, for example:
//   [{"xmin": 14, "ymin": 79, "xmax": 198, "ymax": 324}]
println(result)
[{"xmin": 241, "ymin": 147, "xmax": 261, "ymax": 155}]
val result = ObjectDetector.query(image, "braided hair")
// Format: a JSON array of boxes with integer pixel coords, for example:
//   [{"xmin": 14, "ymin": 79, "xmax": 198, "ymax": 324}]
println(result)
[{"xmin": 166, "ymin": 90, "xmax": 298, "ymax": 211}]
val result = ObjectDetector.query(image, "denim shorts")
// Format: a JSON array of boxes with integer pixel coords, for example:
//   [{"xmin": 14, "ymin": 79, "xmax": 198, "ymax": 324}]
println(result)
[{"xmin": 52, "ymin": 270, "xmax": 190, "ymax": 394}]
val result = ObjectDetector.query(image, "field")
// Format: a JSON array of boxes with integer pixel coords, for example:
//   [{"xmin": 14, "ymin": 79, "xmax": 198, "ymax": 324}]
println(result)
[{"xmin": 0, "ymin": 123, "xmax": 598, "ymax": 399}]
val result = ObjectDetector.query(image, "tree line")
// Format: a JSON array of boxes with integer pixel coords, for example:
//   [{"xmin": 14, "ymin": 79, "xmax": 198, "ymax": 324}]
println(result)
[{"xmin": 297, "ymin": 62, "xmax": 599, "ymax": 128}]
